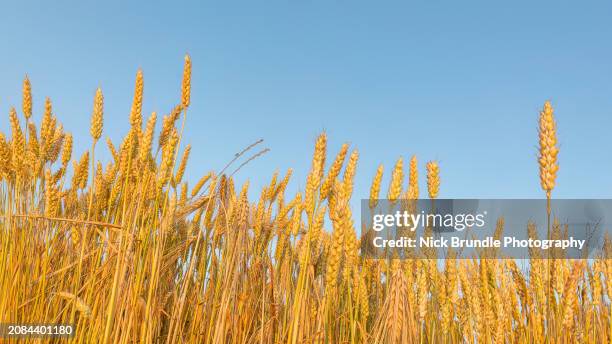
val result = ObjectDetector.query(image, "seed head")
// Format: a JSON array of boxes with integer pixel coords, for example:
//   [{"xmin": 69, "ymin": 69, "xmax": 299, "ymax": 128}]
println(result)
[
  {"xmin": 191, "ymin": 172, "xmax": 213, "ymax": 198},
  {"xmin": 538, "ymin": 100, "xmax": 558, "ymax": 199},
  {"xmin": 90, "ymin": 88, "xmax": 104, "ymax": 141},
  {"xmin": 408, "ymin": 155, "xmax": 419, "ymax": 199},
  {"xmin": 181, "ymin": 54, "xmax": 192, "ymax": 108},
  {"xmin": 320, "ymin": 143, "xmax": 348, "ymax": 200},
  {"xmin": 159, "ymin": 105, "xmax": 182, "ymax": 149},
  {"xmin": 426, "ymin": 161, "xmax": 440, "ymax": 199},
  {"xmin": 130, "ymin": 69, "xmax": 144, "ymax": 129},
  {"xmin": 22, "ymin": 76, "xmax": 32, "ymax": 120},
  {"xmin": 369, "ymin": 164, "xmax": 383, "ymax": 209},
  {"xmin": 388, "ymin": 157, "xmax": 403, "ymax": 202},
  {"xmin": 72, "ymin": 151, "xmax": 90, "ymax": 190},
  {"xmin": 304, "ymin": 133, "xmax": 327, "ymax": 214},
  {"xmin": 174, "ymin": 144, "xmax": 191, "ymax": 185},
  {"xmin": 41, "ymin": 97, "xmax": 53, "ymax": 145},
  {"xmin": 139, "ymin": 112, "xmax": 157, "ymax": 163},
  {"xmin": 342, "ymin": 149, "xmax": 359, "ymax": 199},
  {"xmin": 61, "ymin": 133, "xmax": 73, "ymax": 167}
]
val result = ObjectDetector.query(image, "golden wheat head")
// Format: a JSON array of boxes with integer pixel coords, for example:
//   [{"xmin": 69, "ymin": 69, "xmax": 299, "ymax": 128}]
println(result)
[{"xmin": 538, "ymin": 100, "xmax": 558, "ymax": 199}]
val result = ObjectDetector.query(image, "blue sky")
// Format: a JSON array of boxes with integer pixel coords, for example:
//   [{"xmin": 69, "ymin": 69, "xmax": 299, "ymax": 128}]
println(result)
[{"xmin": 1, "ymin": 1, "xmax": 612, "ymax": 202}]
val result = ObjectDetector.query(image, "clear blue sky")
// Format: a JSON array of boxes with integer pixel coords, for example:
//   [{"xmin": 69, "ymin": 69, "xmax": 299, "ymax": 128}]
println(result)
[{"xmin": 1, "ymin": 1, "xmax": 611, "ymax": 201}]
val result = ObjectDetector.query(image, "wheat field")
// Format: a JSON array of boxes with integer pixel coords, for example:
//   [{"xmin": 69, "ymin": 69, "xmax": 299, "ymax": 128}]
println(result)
[{"xmin": 0, "ymin": 57, "xmax": 611, "ymax": 343}]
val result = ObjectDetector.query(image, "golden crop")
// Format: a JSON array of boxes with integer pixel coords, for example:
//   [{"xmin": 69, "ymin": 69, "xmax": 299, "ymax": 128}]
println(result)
[{"xmin": 0, "ymin": 58, "xmax": 611, "ymax": 343}]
